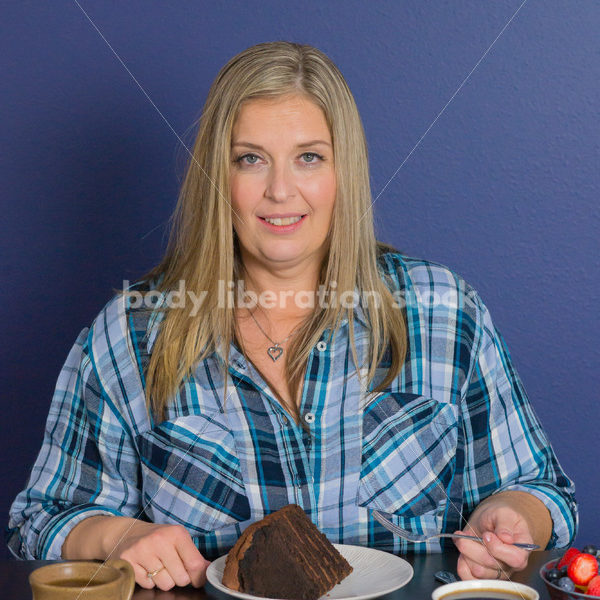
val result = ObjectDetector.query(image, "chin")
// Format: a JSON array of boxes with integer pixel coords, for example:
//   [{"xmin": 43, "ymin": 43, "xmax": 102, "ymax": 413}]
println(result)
[
  {"xmin": 262, "ymin": 253, "xmax": 306, "ymax": 265},
  {"xmin": 259, "ymin": 245, "xmax": 312, "ymax": 264}
]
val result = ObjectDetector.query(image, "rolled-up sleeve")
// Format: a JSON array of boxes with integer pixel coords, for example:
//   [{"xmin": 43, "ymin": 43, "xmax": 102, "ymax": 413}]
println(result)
[
  {"xmin": 461, "ymin": 291, "xmax": 578, "ymax": 549},
  {"xmin": 6, "ymin": 323, "xmax": 143, "ymax": 559}
]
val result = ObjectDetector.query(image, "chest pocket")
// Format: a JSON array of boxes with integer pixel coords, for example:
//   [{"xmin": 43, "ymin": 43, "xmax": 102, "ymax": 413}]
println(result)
[
  {"xmin": 136, "ymin": 413, "xmax": 251, "ymax": 534},
  {"xmin": 357, "ymin": 392, "xmax": 458, "ymax": 519}
]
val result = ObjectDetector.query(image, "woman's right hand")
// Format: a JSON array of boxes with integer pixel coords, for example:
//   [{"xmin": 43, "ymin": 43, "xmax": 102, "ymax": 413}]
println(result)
[
  {"xmin": 112, "ymin": 520, "xmax": 210, "ymax": 590},
  {"xmin": 63, "ymin": 516, "xmax": 210, "ymax": 590}
]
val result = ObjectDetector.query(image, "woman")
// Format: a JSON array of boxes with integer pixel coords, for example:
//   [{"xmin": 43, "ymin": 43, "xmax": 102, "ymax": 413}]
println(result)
[{"xmin": 7, "ymin": 42, "xmax": 577, "ymax": 591}]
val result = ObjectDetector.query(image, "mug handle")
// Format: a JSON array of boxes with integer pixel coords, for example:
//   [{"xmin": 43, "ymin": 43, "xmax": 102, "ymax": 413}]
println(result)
[{"xmin": 108, "ymin": 559, "xmax": 136, "ymax": 600}]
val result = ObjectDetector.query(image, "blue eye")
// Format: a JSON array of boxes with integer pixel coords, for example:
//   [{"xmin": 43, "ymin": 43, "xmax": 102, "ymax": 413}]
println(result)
[
  {"xmin": 302, "ymin": 152, "xmax": 321, "ymax": 163},
  {"xmin": 238, "ymin": 153, "xmax": 259, "ymax": 164},
  {"xmin": 233, "ymin": 152, "xmax": 324, "ymax": 166}
]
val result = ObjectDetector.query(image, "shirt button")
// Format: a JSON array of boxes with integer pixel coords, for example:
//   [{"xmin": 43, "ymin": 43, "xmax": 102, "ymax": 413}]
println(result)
[
  {"xmin": 234, "ymin": 360, "xmax": 246, "ymax": 370},
  {"xmin": 316, "ymin": 341, "xmax": 327, "ymax": 352},
  {"xmin": 304, "ymin": 412, "xmax": 315, "ymax": 424}
]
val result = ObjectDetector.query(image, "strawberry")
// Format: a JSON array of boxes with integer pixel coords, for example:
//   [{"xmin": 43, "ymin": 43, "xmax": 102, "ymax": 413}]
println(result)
[
  {"xmin": 568, "ymin": 553, "xmax": 598, "ymax": 586},
  {"xmin": 587, "ymin": 575, "xmax": 600, "ymax": 597},
  {"xmin": 557, "ymin": 547, "xmax": 581, "ymax": 569}
]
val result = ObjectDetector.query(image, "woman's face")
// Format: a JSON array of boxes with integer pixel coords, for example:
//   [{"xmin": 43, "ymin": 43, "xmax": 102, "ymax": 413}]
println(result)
[{"xmin": 229, "ymin": 94, "xmax": 336, "ymax": 276}]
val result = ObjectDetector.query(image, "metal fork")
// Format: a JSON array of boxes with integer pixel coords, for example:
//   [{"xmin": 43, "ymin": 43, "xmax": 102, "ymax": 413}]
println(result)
[{"xmin": 372, "ymin": 510, "xmax": 539, "ymax": 551}]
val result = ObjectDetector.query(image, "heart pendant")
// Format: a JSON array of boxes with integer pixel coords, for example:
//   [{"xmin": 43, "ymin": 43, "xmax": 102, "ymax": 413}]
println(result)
[{"xmin": 267, "ymin": 346, "xmax": 283, "ymax": 362}]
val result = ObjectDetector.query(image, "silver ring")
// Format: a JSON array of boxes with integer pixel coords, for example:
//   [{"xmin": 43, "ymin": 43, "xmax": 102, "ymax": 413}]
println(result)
[
  {"xmin": 147, "ymin": 566, "xmax": 165, "ymax": 578},
  {"xmin": 496, "ymin": 567, "xmax": 502, "ymax": 580}
]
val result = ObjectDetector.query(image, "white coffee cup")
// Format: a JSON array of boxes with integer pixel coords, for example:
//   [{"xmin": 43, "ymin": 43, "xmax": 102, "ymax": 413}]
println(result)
[{"xmin": 431, "ymin": 578, "xmax": 539, "ymax": 600}]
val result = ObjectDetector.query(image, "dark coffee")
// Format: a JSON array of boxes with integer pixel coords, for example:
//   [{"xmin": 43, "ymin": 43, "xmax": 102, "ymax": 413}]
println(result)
[
  {"xmin": 439, "ymin": 591, "xmax": 532, "ymax": 600},
  {"xmin": 48, "ymin": 578, "xmax": 104, "ymax": 588}
]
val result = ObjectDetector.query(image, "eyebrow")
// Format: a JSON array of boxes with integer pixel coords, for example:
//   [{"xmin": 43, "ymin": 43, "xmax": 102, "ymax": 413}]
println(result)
[{"xmin": 231, "ymin": 140, "xmax": 332, "ymax": 149}]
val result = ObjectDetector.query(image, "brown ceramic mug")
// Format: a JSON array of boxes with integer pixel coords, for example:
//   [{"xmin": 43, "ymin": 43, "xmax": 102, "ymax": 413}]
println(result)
[{"xmin": 29, "ymin": 559, "xmax": 135, "ymax": 600}]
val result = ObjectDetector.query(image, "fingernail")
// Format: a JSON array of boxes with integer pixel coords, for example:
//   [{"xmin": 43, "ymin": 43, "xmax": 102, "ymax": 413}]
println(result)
[{"xmin": 483, "ymin": 532, "xmax": 493, "ymax": 543}]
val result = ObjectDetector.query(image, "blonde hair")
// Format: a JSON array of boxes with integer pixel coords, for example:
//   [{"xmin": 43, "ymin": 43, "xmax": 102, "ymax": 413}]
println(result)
[{"xmin": 141, "ymin": 41, "xmax": 407, "ymax": 421}]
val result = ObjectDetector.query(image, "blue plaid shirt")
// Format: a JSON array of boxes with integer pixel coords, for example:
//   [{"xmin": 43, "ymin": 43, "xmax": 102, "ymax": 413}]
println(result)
[{"xmin": 7, "ymin": 253, "xmax": 577, "ymax": 560}]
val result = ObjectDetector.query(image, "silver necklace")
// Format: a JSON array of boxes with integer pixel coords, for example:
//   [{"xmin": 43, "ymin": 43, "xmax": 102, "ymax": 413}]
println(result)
[{"xmin": 248, "ymin": 309, "xmax": 299, "ymax": 362}]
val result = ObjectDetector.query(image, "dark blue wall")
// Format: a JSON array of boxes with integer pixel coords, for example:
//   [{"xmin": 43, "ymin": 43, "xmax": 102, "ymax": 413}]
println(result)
[{"xmin": 2, "ymin": 1, "xmax": 598, "ymax": 557}]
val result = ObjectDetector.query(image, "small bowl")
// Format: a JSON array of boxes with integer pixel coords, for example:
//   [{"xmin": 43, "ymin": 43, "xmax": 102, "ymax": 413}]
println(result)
[{"xmin": 540, "ymin": 558, "xmax": 598, "ymax": 600}]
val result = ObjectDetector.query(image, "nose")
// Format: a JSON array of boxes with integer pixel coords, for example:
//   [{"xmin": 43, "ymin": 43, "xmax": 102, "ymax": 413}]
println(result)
[{"xmin": 265, "ymin": 161, "xmax": 296, "ymax": 202}]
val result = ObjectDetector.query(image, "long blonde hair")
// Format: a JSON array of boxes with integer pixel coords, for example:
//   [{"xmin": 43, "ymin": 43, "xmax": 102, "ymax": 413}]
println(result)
[{"xmin": 141, "ymin": 41, "xmax": 407, "ymax": 421}]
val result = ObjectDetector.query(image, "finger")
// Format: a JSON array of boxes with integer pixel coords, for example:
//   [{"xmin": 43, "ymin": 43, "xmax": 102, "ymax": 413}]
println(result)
[
  {"xmin": 154, "ymin": 542, "xmax": 193, "ymax": 588},
  {"xmin": 453, "ymin": 533, "xmax": 500, "ymax": 570},
  {"xmin": 457, "ymin": 554, "xmax": 476, "ymax": 580},
  {"xmin": 130, "ymin": 562, "xmax": 158, "ymax": 589},
  {"xmin": 454, "ymin": 532, "xmax": 512, "ymax": 580},
  {"xmin": 459, "ymin": 553, "xmax": 510, "ymax": 580},
  {"xmin": 482, "ymin": 531, "xmax": 530, "ymax": 572},
  {"xmin": 179, "ymin": 551, "xmax": 210, "ymax": 588},
  {"xmin": 119, "ymin": 546, "xmax": 165, "ymax": 589},
  {"xmin": 459, "ymin": 552, "xmax": 507, "ymax": 579},
  {"xmin": 175, "ymin": 533, "xmax": 211, "ymax": 588},
  {"xmin": 496, "ymin": 565, "xmax": 512, "ymax": 580},
  {"xmin": 470, "ymin": 560, "xmax": 509, "ymax": 580},
  {"xmin": 146, "ymin": 566, "xmax": 177, "ymax": 592}
]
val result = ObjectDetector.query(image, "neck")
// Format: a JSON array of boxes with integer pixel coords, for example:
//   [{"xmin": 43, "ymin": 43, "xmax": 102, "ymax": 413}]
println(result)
[{"xmin": 238, "ymin": 253, "xmax": 322, "ymax": 321}]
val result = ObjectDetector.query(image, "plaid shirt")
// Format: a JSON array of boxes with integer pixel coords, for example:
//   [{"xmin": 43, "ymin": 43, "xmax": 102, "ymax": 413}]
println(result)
[{"xmin": 7, "ymin": 253, "xmax": 577, "ymax": 560}]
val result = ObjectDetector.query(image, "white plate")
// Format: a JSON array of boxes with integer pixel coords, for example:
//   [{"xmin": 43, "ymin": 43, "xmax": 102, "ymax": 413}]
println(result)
[{"xmin": 206, "ymin": 543, "xmax": 413, "ymax": 600}]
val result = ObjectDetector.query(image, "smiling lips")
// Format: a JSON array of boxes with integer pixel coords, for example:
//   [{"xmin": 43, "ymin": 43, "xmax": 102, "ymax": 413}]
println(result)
[
  {"xmin": 263, "ymin": 215, "xmax": 303, "ymax": 226},
  {"xmin": 258, "ymin": 214, "xmax": 307, "ymax": 231}
]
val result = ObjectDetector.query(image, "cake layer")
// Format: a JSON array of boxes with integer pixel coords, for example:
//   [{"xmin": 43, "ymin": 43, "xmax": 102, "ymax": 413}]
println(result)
[{"xmin": 222, "ymin": 504, "xmax": 353, "ymax": 600}]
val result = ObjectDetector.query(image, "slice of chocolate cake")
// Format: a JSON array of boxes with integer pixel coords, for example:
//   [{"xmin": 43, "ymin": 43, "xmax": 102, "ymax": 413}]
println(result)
[{"xmin": 222, "ymin": 504, "xmax": 353, "ymax": 600}]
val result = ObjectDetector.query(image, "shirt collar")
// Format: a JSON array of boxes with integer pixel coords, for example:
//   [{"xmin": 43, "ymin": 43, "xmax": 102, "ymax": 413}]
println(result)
[
  {"xmin": 144, "ymin": 300, "xmax": 370, "ymax": 364},
  {"xmin": 222, "ymin": 297, "xmax": 370, "ymax": 373}
]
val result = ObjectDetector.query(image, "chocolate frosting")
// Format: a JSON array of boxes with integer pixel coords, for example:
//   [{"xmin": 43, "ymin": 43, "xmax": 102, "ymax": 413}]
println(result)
[{"xmin": 222, "ymin": 504, "xmax": 352, "ymax": 600}]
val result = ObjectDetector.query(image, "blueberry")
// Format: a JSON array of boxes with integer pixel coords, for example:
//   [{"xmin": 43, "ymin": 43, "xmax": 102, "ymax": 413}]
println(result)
[
  {"xmin": 546, "ymin": 568, "xmax": 561, "ymax": 581},
  {"xmin": 583, "ymin": 544, "xmax": 598, "ymax": 555},
  {"xmin": 557, "ymin": 577, "xmax": 575, "ymax": 592},
  {"xmin": 559, "ymin": 565, "xmax": 568, "ymax": 576}
]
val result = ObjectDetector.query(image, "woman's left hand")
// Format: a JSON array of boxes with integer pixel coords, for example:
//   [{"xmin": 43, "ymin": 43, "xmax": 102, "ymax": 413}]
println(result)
[{"xmin": 454, "ymin": 493, "xmax": 539, "ymax": 580}]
